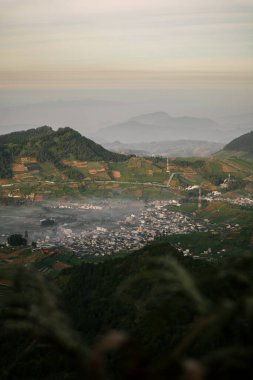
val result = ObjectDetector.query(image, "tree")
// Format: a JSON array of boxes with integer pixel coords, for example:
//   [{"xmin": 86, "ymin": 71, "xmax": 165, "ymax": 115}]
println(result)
[{"xmin": 7, "ymin": 234, "xmax": 27, "ymax": 247}]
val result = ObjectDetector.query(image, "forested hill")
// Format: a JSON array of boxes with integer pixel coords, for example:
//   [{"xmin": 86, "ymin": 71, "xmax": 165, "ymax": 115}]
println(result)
[
  {"xmin": 0, "ymin": 126, "xmax": 128, "ymax": 179},
  {"xmin": 0, "ymin": 126, "xmax": 53, "ymax": 146},
  {"xmin": 224, "ymin": 130, "xmax": 253, "ymax": 154},
  {"xmin": 21, "ymin": 127, "xmax": 128, "ymax": 162}
]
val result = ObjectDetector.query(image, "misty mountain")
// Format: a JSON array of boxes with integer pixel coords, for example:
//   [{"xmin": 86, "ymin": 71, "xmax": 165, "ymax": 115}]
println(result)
[
  {"xmin": 93, "ymin": 112, "xmax": 253, "ymax": 144},
  {"xmin": 103, "ymin": 140, "xmax": 223, "ymax": 157},
  {"xmin": 92, "ymin": 112, "xmax": 233, "ymax": 143}
]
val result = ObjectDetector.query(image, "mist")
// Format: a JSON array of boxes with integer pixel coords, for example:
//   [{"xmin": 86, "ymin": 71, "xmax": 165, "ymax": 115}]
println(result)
[{"xmin": 0, "ymin": 200, "xmax": 144, "ymax": 245}]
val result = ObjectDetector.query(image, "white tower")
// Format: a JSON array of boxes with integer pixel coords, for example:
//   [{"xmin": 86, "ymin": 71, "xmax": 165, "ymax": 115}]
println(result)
[
  {"xmin": 198, "ymin": 186, "xmax": 202, "ymax": 210},
  {"xmin": 166, "ymin": 157, "xmax": 170, "ymax": 173}
]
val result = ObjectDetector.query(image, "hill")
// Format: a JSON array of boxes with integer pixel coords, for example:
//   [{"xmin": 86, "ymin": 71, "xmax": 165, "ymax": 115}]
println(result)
[
  {"xmin": 0, "ymin": 126, "xmax": 53, "ymax": 146},
  {"xmin": 224, "ymin": 130, "xmax": 253, "ymax": 154},
  {"xmin": 21, "ymin": 127, "xmax": 128, "ymax": 163},
  {"xmin": 0, "ymin": 126, "xmax": 128, "ymax": 180}
]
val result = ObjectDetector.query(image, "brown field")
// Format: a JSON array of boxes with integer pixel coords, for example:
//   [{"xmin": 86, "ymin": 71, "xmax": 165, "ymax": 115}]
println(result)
[
  {"xmin": 221, "ymin": 163, "xmax": 238, "ymax": 173},
  {"xmin": 62, "ymin": 160, "xmax": 88, "ymax": 168},
  {"xmin": 14, "ymin": 173, "xmax": 30, "ymax": 180},
  {"xmin": 12, "ymin": 163, "xmax": 27, "ymax": 172},
  {"xmin": 98, "ymin": 173, "xmax": 111, "ymax": 181},
  {"xmin": 166, "ymin": 165, "xmax": 178, "ymax": 172},
  {"xmin": 111, "ymin": 170, "xmax": 121, "ymax": 179},
  {"xmin": 0, "ymin": 179, "xmax": 9, "ymax": 185},
  {"xmin": 207, "ymin": 184, "xmax": 217, "ymax": 191},
  {"xmin": 69, "ymin": 183, "xmax": 79, "ymax": 189},
  {"xmin": 128, "ymin": 157, "xmax": 142, "ymax": 168},
  {"xmin": 179, "ymin": 166, "xmax": 196, "ymax": 173},
  {"xmin": 170, "ymin": 179, "xmax": 178, "ymax": 187},
  {"xmin": 52, "ymin": 261, "xmax": 72, "ymax": 270},
  {"xmin": 20, "ymin": 156, "xmax": 37, "ymax": 163},
  {"xmin": 88, "ymin": 169, "xmax": 98, "ymax": 175},
  {"xmin": 34, "ymin": 194, "xmax": 44, "ymax": 201},
  {"xmin": 0, "ymin": 249, "xmax": 40, "ymax": 266}
]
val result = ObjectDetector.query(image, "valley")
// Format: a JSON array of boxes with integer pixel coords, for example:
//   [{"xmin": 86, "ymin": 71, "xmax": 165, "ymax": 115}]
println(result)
[
  {"xmin": 0, "ymin": 127, "xmax": 252, "ymax": 276},
  {"xmin": 0, "ymin": 125, "xmax": 252, "ymax": 380}
]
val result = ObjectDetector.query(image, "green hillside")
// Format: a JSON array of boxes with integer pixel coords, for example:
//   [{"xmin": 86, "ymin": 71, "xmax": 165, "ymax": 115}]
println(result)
[
  {"xmin": 22, "ymin": 127, "xmax": 128, "ymax": 162},
  {"xmin": 0, "ymin": 126, "xmax": 128, "ymax": 180},
  {"xmin": 224, "ymin": 130, "xmax": 253, "ymax": 154},
  {"xmin": 0, "ymin": 146, "xmax": 12, "ymax": 178},
  {"xmin": 0, "ymin": 126, "xmax": 53, "ymax": 146}
]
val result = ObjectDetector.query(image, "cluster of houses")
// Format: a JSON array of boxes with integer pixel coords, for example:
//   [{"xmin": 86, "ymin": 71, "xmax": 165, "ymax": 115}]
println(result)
[
  {"xmin": 35, "ymin": 200, "xmax": 210, "ymax": 256},
  {"xmin": 204, "ymin": 191, "xmax": 253, "ymax": 206},
  {"xmin": 172, "ymin": 242, "xmax": 228, "ymax": 261}
]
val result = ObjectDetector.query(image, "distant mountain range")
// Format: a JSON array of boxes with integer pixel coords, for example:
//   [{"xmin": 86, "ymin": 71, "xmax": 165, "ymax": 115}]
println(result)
[{"xmin": 92, "ymin": 112, "xmax": 253, "ymax": 144}]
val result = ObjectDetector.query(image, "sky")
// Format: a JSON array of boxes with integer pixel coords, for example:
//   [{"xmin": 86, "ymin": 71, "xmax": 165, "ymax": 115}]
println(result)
[{"xmin": 0, "ymin": 0, "xmax": 253, "ymax": 131}]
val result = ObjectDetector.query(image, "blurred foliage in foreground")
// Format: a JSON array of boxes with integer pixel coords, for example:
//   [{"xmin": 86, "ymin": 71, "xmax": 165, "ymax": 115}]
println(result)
[{"xmin": 1, "ymin": 241, "xmax": 253, "ymax": 379}]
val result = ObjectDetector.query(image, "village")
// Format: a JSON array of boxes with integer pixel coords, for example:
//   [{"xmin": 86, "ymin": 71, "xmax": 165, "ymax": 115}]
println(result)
[
  {"xmin": 34, "ymin": 200, "xmax": 212, "ymax": 256},
  {"xmin": 0, "ymin": 195, "xmax": 249, "ymax": 267}
]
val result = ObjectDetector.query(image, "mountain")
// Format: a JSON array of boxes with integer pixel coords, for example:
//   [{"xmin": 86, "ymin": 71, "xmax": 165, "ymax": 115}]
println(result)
[
  {"xmin": 92, "ymin": 112, "xmax": 226, "ymax": 143},
  {"xmin": 103, "ymin": 139, "xmax": 223, "ymax": 157},
  {"xmin": 224, "ymin": 130, "xmax": 253, "ymax": 154},
  {"xmin": 0, "ymin": 126, "xmax": 128, "ymax": 180}
]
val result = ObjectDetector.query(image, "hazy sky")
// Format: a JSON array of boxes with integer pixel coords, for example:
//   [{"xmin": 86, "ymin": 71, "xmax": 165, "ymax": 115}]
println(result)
[{"xmin": 0, "ymin": 0, "xmax": 253, "ymax": 121}]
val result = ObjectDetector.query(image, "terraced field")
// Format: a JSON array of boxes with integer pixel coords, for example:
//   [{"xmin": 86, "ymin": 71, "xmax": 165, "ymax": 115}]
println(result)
[{"xmin": 0, "ymin": 154, "xmax": 252, "ymax": 202}]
